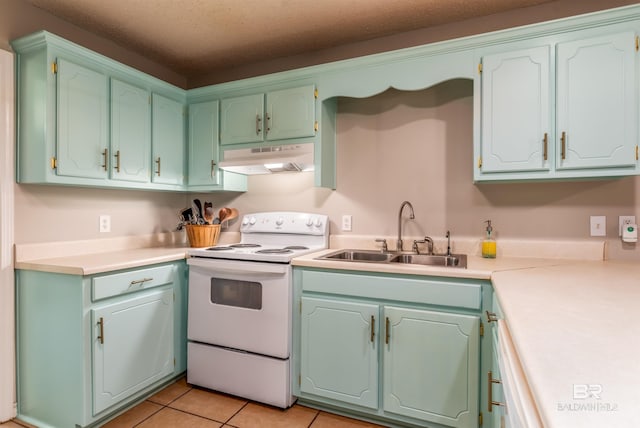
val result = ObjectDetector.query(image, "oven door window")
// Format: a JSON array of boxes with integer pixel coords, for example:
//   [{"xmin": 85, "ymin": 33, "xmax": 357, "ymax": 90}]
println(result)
[{"xmin": 210, "ymin": 278, "xmax": 262, "ymax": 310}]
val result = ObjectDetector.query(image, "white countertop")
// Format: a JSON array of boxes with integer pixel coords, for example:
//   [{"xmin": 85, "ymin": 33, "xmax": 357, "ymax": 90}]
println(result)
[
  {"xmin": 14, "ymin": 246, "xmax": 189, "ymax": 275},
  {"xmin": 492, "ymin": 261, "xmax": 640, "ymax": 428}
]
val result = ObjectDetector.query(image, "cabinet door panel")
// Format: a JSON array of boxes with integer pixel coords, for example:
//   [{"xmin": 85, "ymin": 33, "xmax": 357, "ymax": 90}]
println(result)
[
  {"xmin": 188, "ymin": 101, "xmax": 220, "ymax": 186},
  {"xmin": 92, "ymin": 289, "xmax": 174, "ymax": 414},
  {"xmin": 266, "ymin": 85, "xmax": 316, "ymax": 141},
  {"xmin": 556, "ymin": 32, "xmax": 637, "ymax": 170},
  {"xmin": 383, "ymin": 306, "xmax": 479, "ymax": 428},
  {"xmin": 300, "ymin": 297, "xmax": 378, "ymax": 409},
  {"xmin": 111, "ymin": 79, "xmax": 151, "ymax": 182},
  {"xmin": 56, "ymin": 58, "xmax": 108, "ymax": 179},
  {"xmin": 152, "ymin": 94, "xmax": 185, "ymax": 185},
  {"xmin": 220, "ymin": 94, "xmax": 264, "ymax": 145},
  {"xmin": 481, "ymin": 46, "xmax": 550, "ymax": 173}
]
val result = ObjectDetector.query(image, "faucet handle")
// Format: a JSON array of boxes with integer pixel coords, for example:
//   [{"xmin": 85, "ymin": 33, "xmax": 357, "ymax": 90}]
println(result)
[
  {"xmin": 375, "ymin": 238, "xmax": 388, "ymax": 252},
  {"xmin": 413, "ymin": 236, "xmax": 434, "ymax": 255}
]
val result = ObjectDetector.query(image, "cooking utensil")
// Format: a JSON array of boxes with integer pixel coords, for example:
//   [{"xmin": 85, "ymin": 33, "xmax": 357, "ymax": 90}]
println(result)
[
  {"xmin": 203, "ymin": 202, "xmax": 215, "ymax": 225},
  {"xmin": 218, "ymin": 207, "xmax": 232, "ymax": 224},
  {"xmin": 192, "ymin": 199, "xmax": 204, "ymax": 224}
]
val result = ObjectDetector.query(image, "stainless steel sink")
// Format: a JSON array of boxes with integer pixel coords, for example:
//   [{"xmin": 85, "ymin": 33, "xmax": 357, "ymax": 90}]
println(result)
[
  {"xmin": 316, "ymin": 249, "xmax": 467, "ymax": 268},
  {"xmin": 389, "ymin": 253, "xmax": 467, "ymax": 268},
  {"xmin": 318, "ymin": 249, "xmax": 397, "ymax": 263}
]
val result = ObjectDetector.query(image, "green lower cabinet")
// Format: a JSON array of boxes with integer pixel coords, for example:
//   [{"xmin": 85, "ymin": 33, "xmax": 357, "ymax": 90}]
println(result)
[
  {"xmin": 16, "ymin": 261, "xmax": 187, "ymax": 428},
  {"xmin": 294, "ymin": 268, "xmax": 487, "ymax": 428},
  {"xmin": 92, "ymin": 289, "xmax": 174, "ymax": 414},
  {"xmin": 300, "ymin": 297, "xmax": 379, "ymax": 409},
  {"xmin": 383, "ymin": 306, "xmax": 479, "ymax": 428}
]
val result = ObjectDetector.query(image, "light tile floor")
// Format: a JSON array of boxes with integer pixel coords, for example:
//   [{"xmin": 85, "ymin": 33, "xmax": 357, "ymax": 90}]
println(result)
[{"xmin": 1, "ymin": 378, "xmax": 387, "ymax": 427}]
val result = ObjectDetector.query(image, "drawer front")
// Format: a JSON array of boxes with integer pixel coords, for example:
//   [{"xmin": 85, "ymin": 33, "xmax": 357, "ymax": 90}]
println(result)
[
  {"xmin": 300, "ymin": 269, "xmax": 482, "ymax": 310},
  {"xmin": 92, "ymin": 264, "xmax": 175, "ymax": 301}
]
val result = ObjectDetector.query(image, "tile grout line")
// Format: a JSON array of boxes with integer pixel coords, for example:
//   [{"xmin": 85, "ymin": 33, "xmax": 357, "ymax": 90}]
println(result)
[{"xmin": 307, "ymin": 409, "xmax": 321, "ymax": 427}]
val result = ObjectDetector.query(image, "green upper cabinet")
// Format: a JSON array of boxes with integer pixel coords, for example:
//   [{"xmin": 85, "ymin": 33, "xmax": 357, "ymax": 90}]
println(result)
[
  {"xmin": 220, "ymin": 93, "xmax": 265, "ymax": 145},
  {"xmin": 56, "ymin": 58, "xmax": 110, "ymax": 180},
  {"xmin": 152, "ymin": 94, "xmax": 186, "ymax": 186},
  {"xmin": 110, "ymin": 78, "xmax": 151, "ymax": 183},
  {"xmin": 220, "ymin": 85, "xmax": 316, "ymax": 145},
  {"xmin": 187, "ymin": 100, "xmax": 248, "ymax": 191},
  {"xmin": 479, "ymin": 46, "xmax": 551, "ymax": 174},
  {"xmin": 12, "ymin": 31, "xmax": 194, "ymax": 192},
  {"xmin": 188, "ymin": 100, "xmax": 221, "ymax": 186},
  {"xmin": 477, "ymin": 30, "xmax": 638, "ymax": 181},
  {"xmin": 556, "ymin": 32, "xmax": 637, "ymax": 171}
]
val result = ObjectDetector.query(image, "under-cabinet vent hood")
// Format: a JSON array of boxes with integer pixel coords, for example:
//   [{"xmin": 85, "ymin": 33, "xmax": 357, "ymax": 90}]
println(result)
[{"xmin": 219, "ymin": 143, "xmax": 314, "ymax": 175}]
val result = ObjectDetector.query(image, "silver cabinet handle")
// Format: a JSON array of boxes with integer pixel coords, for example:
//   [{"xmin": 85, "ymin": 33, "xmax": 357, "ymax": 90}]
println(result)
[
  {"xmin": 114, "ymin": 150, "xmax": 121, "ymax": 172},
  {"xmin": 486, "ymin": 310, "xmax": 498, "ymax": 323},
  {"xmin": 488, "ymin": 371, "xmax": 505, "ymax": 411},
  {"xmin": 102, "ymin": 149, "xmax": 108, "ymax": 171},
  {"xmin": 256, "ymin": 114, "xmax": 262, "ymax": 135},
  {"xmin": 97, "ymin": 317, "xmax": 104, "ymax": 344},
  {"xmin": 130, "ymin": 277, "xmax": 153, "ymax": 286},
  {"xmin": 155, "ymin": 157, "xmax": 161, "ymax": 176}
]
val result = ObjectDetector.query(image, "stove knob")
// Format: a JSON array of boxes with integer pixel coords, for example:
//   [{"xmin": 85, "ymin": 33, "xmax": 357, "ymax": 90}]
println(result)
[
  {"xmin": 242, "ymin": 217, "xmax": 249, "ymax": 225},
  {"xmin": 305, "ymin": 217, "xmax": 314, "ymax": 227},
  {"xmin": 249, "ymin": 216, "xmax": 257, "ymax": 225},
  {"xmin": 276, "ymin": 217, "xmax": 284, "ymax": 226},
  {"xmin": 314, "ymin": 218, "xmax": 323, "ymax": 228}
]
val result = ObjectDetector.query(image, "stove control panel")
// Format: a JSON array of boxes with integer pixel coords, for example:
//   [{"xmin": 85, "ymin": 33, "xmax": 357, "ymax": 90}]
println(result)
[{"xmin": 240, "ymin": 212, "xmax": 328, "ymax": 235}]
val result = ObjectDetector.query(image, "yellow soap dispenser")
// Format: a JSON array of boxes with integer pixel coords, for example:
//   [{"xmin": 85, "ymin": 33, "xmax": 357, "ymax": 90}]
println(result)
[{"xmin": 482, "ymin": 220, "xmax": 497, "ymax": 258}]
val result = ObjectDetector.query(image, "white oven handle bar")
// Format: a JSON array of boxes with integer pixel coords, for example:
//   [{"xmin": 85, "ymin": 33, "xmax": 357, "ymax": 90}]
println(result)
[{"xmin": 187, "ymin": 257, "xmax": 289, "ymax": 275}]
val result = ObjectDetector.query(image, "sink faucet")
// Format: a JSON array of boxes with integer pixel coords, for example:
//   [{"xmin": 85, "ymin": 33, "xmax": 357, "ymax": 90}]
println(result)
[
  {"xmin": 397, "ymin": 201, "xmax": 415, "ymax": 252},
  {"xmin": 413, "ymin": 236, "xmax": 434, "ymax": 255}
]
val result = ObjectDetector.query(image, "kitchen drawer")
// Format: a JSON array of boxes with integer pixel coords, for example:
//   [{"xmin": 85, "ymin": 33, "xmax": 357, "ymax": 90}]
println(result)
[
  {"xmin": 301, "ymin": 269, "xmax": 482, "ymax": 310},
  {"xmin": 92, "ymin": 264, "xmax": 175, "ymax": 301}
]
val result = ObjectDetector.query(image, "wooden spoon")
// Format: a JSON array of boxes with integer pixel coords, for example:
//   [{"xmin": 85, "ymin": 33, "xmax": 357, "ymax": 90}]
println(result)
[{"xmin": 218, "ymin": 207, "xmax": 231, "ymax": 224}]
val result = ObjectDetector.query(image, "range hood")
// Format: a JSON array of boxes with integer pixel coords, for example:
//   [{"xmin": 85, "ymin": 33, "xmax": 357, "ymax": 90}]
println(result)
[{"xmin": 219, "ymin": 143, "xmax": 314, "ymax": 175}]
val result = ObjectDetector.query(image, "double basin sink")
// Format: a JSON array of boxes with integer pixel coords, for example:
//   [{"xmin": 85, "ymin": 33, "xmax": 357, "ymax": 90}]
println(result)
[{"xmin": 316, "ymin": 249, "xmax": 467, "ymax": 268}]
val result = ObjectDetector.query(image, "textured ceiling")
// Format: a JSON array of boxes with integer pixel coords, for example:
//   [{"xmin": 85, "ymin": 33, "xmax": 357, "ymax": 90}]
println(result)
[{"xmin": 26, "ymin": 0, "xmax": 555, "ymax": 81}]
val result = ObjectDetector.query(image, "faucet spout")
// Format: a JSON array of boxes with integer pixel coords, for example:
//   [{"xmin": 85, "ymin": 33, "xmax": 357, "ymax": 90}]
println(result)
[{"xmin": 397, "ymin": 201, "xmax": 415, "ymax": 252}]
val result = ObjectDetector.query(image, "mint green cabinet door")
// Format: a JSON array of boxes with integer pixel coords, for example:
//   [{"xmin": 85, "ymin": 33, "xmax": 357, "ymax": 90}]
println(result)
[
  {"xmin": 383, "ymin": 306, "xmax": 479, "ymax": 428},
  {"xmin": 220, "ymin": 94, "xmax": 264, "ymax": 145},
  {"xmin": 188, "ymin": 101, "xmax": 220, "ymax": 186},
  {"xmin": 152, "ymin": 94, "xmax": 185, "ymax": 185},
  {"xmin": 556, "ymin": 32, "xmax": 637, "ymax": 170},
  {"xmin": 110, "ymin": 79, "xmax": 151, "ymax": 182},
  {"xmin": 480, "ymin": 46, "xmax": 550, "ymax": 173},
  {"xmin": 56, "ymin": 58, "xmax": 109, "ymax": 179},
  {"xmin": 265, "ymin": 85, "xmax": 316, "ymax": 141},
  {"xmin": 300, "ymin": 297, "xmax": 379, "ymax": 409},
  {"xmin": 92, "ymin": 288, "xmax": 174, "ymax": 415}
]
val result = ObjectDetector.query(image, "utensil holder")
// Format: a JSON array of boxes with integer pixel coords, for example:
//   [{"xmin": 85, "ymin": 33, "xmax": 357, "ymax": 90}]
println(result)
[{"xmin": 185, "ymin": 224, "xmax": 220, "ymax": 247}]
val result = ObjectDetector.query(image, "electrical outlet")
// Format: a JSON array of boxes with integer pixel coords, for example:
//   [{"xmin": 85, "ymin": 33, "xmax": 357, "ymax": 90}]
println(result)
[
  {"xmin": 619, "ymin": 215, "xmax": 636, "ymax": 236},
  {"xmin": 590, "ymin": 216, "xmax": 606, "ymax": 237},
  {"xmin": 99, "ymin": 215, "xmax": 111, "ymax": 233},
  {"xmin": 341, "ymin": 215, "xmax": 352, "ymax": 232}
]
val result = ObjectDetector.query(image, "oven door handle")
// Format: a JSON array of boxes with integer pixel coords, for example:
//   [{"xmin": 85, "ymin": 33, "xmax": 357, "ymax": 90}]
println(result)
[{"xmin": 187, "ymin": 257, "xmax": 289, "ymax": 275}]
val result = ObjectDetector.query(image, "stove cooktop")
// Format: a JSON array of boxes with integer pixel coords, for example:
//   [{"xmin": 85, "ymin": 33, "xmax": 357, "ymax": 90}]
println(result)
[{"xmin": 187, "ymin": 212, "xmax": 329, "ymax": 263}]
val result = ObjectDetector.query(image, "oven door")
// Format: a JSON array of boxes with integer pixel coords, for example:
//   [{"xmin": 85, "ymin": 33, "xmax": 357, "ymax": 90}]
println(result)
[{"xmin": 187, "ymin": 257, "xmax": 291, "ymax": 359}]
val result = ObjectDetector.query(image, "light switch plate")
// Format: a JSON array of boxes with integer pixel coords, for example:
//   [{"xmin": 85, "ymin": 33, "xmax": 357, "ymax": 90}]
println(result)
[{"xmin": 590, "ymin": 215, "xmax": 606, "ymax": 237}]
